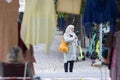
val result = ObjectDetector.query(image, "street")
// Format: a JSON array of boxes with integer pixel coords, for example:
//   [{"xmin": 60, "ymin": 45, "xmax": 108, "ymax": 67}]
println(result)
[{"xmin": 33, "ymin": 31, "xmax": 110, "ymax": 80}]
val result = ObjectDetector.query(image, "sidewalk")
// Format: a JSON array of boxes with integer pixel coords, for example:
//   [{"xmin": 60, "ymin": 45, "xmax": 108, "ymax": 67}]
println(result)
[{"xmin": 33, "ymin": 31, "xmax": 110, "ymax": 80}]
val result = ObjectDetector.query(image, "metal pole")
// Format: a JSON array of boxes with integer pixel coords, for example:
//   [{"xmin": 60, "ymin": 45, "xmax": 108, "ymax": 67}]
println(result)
[
  {"xmin": 99, "ymin": 24, "xmax": 103, "ymax": 59},
  {"xmin": 99, "ymin": 23, "xmax": 103, "ymax": 80}
]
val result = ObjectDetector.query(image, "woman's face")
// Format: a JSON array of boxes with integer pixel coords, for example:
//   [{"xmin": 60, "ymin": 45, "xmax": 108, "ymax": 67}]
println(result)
[{"xmin": 71, "ymin": 28, "xmax": 74, "ymax": 32}]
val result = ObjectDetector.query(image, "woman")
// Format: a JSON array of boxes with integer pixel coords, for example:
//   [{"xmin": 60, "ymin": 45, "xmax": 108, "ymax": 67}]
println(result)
[{"xmin": 63, "ymin": 25, "xmax": 78, "ymax": 72}]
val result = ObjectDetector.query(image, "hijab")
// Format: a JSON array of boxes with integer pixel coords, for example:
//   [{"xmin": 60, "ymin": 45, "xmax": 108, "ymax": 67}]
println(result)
[{"xmin": 64, "ymin": 25, "xmax": 76, "ymax": 37}]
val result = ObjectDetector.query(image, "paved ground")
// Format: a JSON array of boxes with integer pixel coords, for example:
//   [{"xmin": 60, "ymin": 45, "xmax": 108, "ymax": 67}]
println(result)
[{"xmin": 33, "ymin": 31, "xmax": 110, "ymax": 80}]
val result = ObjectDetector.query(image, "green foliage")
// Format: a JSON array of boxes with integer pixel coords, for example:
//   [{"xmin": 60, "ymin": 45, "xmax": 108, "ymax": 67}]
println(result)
[{"xmin": 80, "ymin": 0, "xmax": 86, "ymax": 15}]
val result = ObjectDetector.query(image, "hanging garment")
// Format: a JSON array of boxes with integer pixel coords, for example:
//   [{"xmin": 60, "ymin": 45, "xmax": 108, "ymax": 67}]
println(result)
[
  {"xmin": 57, "ymin": 0, "xmax": 82, "ymax": 15},
  {"xmin": 117, "ymin": 0, "xmax": 120, "ymax": 20},
  {"xmin": 0, "ymin": 0, "xmax": 19, "ymax": 62},
  {"xmin": 83, "ymin": 0, "xmax": 120, "ymax": 37},
  {"xmin": 83, "ymin": 0, "xmax": 119, "ymax": 24},
  {"xmin": 111, "ymin": 31, "xmax": 120, "ymax": 80},
  {"xmin": 21, "ymin": 0, "xmax": 57, "ymax": 53},
  {"xmin": 117, "ymin": 0, "xmax": 120, "ymax": 13}
]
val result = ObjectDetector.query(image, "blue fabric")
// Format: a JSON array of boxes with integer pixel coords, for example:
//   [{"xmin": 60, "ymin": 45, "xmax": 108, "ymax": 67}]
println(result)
[
  {"xmin": 83, "ymin": 0, "xmax": 120, "ymax": 37},
  {"xmin": 84, "ymin": 23, "xmax": 91, "ymax": 38},
  {"xmin": 61, "ymin": 17, "xmax": 65, "ymax": 30},
  {"xmin": 102, "ymin": 47, "xmax": 108, "ymax": 59}
]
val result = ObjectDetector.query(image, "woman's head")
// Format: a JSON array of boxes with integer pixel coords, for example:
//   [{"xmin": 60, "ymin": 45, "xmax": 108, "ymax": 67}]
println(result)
[
  {"xmin": 65, "ymin": 25, "xmax": 75, "ymax": 33},
  {"xmin": 7, "ymin": 46, "xmax": 24, "ymax": 63}
]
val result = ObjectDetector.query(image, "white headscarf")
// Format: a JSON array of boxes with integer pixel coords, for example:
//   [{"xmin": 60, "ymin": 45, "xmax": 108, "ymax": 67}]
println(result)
[{"xmin": 65, "ymin": 25, "xmax": 76, "ymax": 37}]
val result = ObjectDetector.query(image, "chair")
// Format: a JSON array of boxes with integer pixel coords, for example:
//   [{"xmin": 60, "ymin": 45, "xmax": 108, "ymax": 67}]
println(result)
[{"xmin": 0, "ymin": 62, "xmax": 32, "ymax": 80}]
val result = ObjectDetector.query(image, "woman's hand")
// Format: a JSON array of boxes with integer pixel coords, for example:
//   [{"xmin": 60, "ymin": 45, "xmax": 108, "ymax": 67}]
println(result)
[{"xmin": 75, "ymin": 36, "xmax": 78, "ymax": 39}]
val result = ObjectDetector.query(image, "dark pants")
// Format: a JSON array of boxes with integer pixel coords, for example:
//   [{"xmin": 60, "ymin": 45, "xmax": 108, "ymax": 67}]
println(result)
[{"xmin": 64, "ymin": 61, "xmax": 74, "ymax": 72}]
